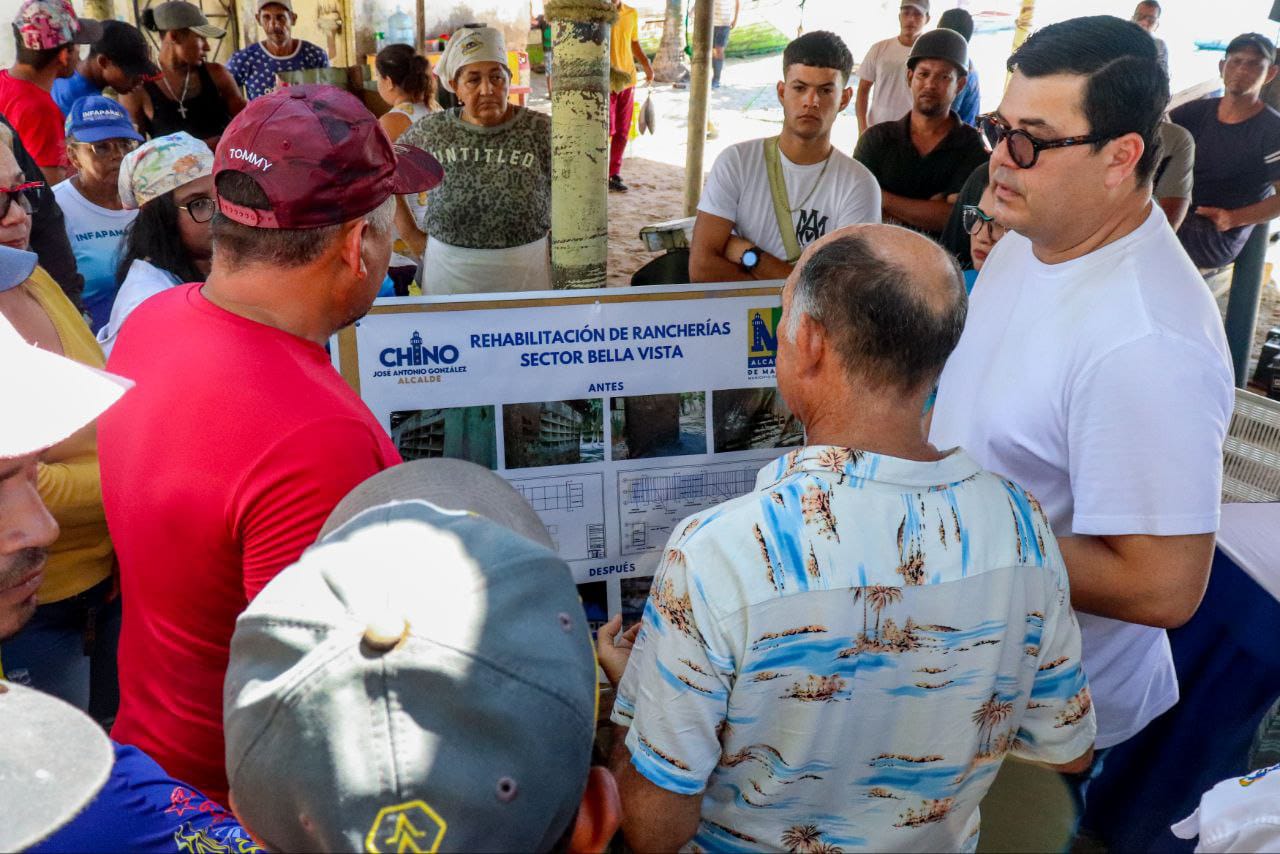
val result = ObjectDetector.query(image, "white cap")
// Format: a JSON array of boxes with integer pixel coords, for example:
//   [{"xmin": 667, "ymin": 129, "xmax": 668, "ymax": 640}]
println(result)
[
  {"xmin": 0, "ymin": 257, "xmax": 132, "ymax": 458},
  {"xmin": 438, "ymin": 26, "xmax": 508, "ymax": 93},
  {"xmin": 1172, "ymin": 763, "xmax": 1280, "ymax": 852}
]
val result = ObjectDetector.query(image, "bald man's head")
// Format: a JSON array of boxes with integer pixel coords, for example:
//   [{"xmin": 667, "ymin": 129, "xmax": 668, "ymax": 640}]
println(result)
[{"xmin": 784, "ymin": 224, "xmax": 967, "ymax": 392}]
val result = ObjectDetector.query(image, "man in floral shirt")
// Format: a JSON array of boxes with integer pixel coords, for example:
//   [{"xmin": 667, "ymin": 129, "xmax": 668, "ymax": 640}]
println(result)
[{"xmin": 607, "ymin": 224, "xmax": 1096, "ymax": 851}]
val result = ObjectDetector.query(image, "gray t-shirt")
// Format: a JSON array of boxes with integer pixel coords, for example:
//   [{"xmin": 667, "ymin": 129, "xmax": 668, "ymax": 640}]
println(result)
[
  {"xmin": 1154, "ymin": 120, "xmax": 1194, "ymax": 201},
  {"xmin": 399, "ymin": 106, "xmax": 551, "ymax": 249}
]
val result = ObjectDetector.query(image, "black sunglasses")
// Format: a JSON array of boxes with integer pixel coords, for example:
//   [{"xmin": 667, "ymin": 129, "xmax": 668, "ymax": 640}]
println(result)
[
  {"xmin": 978, "ymin": 113, "xmax": 1115, "ymax": 169},
  {"xmin": 178, "ymin": 196, "xmax": 217, "ymax": 224},
  {"xmin": 962, "ymin": 204, "xmax": 1006, "ymax": 241},
  {"xmin": 0, "ymin": 179, "xmax": 43, "ymax": 219}
]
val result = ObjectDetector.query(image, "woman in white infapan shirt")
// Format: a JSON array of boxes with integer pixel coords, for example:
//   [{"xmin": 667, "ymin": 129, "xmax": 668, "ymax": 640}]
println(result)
[{"xmin": 97, "ymin": 132, "xmax": 213, "ymax": 357}]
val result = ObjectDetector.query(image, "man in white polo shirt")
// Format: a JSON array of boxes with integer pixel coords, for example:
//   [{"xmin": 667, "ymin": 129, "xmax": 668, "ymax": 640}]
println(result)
[{"xmin": 930, "ymin": 15, "xmax": 1233, "ymax": 813}]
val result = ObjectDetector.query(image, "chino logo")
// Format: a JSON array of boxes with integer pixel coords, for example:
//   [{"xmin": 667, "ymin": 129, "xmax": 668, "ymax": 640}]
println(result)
[
  {"xmin": 373, "ymin": 329, "xmax": 468, "ymax": 384},
  {"xmin": 380, "ymin": 330, "xmax": 459, "ymax": 368},
  {"xmin": 747, "ymin": 307, "xmax": 781, "ymax": 378}
]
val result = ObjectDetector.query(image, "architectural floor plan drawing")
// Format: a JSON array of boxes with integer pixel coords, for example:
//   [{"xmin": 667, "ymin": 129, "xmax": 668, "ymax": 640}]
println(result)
[
  {"xmin": 617, "ymin": 458, "xmax": 771, "ymax": 555},
  {"xmin": 510, "ymin": 473, "xmax": 606, "ymax": 561}
]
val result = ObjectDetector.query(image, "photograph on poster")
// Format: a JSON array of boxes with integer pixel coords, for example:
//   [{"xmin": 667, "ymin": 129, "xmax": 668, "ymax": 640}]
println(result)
[
  {"xmin": 389, "ymin": 406, "xmax": 498, "ymax": 469},
  {"xmin": 619, "ymin": 575, "xmax": 655, "ymax": 626},
  {"xmin": 503, "ymin": 399, "xmax": 605, "ymax": 468},
  {"xmin": 611, "ymin": 392, "xmax": 707, "ymax": 461},
  {"xmin": 579, "ymin": 580, "xmax": 609, "ymax": 637},
  {"xmin": 712, "ymin": 387, "xmax": 804, "ymax": 452}
]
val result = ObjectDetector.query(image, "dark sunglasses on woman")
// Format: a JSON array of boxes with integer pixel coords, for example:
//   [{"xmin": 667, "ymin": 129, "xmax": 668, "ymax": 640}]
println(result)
[{"xmin": 0, "ymin": 179, "xmax": 43, "ymax": 219}]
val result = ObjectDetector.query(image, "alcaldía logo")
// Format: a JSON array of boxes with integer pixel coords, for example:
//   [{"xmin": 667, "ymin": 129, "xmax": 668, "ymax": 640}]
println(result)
[{"xmin": 747, "ymin": 307, "xmax": 781, "ymax": 378}]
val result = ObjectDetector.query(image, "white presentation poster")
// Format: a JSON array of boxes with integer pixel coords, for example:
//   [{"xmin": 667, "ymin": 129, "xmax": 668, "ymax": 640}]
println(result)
[{"xmin": 333, "ymin": 282, "xmax": 796, "ymax": 630}]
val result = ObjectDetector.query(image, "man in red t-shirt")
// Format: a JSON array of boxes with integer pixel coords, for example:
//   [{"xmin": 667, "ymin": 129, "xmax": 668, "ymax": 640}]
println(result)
[
  {"xmin": 1, "ymin": 0, "xmax": 101, "ymax": 183},
  {"xmin": 99, "ymin": 84, "xmax": 444, "ymax": 805}
]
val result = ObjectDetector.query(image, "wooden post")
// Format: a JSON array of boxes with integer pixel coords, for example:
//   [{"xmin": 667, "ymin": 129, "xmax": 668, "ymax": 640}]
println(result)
[
  {"xmin": 1011, "ymin": 0, "xmax": 1036, "ymax": 55},
  {"xmin": 82, "ymin": 0, "xmax": 114, "ymax": 20},
  {"xmin": 545, "ymin": 0, "xmax": 617, "ymax": 289},
  {"xmin": 683, "ymin": 0, "xmax": 713, "ymax": 216}
]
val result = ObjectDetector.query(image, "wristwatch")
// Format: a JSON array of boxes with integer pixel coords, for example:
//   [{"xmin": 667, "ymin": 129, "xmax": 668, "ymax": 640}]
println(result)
[{"xmin": 740, "ymin": 246, "xmax": 763, "ymax": 274}]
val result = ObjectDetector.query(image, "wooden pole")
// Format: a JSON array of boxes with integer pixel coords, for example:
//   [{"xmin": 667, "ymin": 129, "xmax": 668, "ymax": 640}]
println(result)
[
  {"xmin": 82, "ymin": 0, "xmax": 114, "ymax": 20},
  {"xmin": 546, "ymin": 0, "xmax": 617, "ymax": 289},
  {"xmin": 683, "ymin": 0, "xmax": 713, "ymax": 216},
  {"xmin": 1011, "ymin": 0, "xmax": 1036, "ymax": 55}
]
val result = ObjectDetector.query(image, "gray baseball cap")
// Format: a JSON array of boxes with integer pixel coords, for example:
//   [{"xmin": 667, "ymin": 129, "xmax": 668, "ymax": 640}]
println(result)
[
  {"xmin": 319, "ymin": 458, "xmax": 552, "ymax": 548},
  {"xmin": 149, "ymin": 0, "xmax": 225, "ymax": 38},
  {"xmin": 0, "ymin": 681, "xmax": 114, "ymax": 850},
  {"xmin": 224, "ymin": 459, "xmax": 598, "ymax": 852}
]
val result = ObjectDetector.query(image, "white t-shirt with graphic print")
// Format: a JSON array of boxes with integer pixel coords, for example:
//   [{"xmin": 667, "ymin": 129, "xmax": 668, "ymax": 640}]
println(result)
[{"xmin": 698, "ymin": 138, "xmax": 881, "ymax": 264}]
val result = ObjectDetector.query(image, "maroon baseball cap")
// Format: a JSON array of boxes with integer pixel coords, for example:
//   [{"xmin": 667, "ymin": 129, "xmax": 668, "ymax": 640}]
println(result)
[{"xmin": 213, "ymin": 84, "xmax": 443, "ymax": 229}]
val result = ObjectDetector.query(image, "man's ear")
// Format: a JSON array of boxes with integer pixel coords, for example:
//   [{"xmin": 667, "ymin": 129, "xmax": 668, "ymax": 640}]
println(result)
[
  {"xmin": 340, "ymin": 217, "xmax": 369, "ymax": 278},
  {"xmin": 776, "ymin": 79, "xmax": 785, "ymax": 107},
  {"xmin": 794, "ymin": 310, "xmax": 826, "ymax": 377},
  {"xmin": 1102, "ymin": 132, "xmax": 1145, "ymax": 190},
  {"xmin": 839, "ymin": 85, "xmax": 853, "ymax": 111},
  {"xmin": 568, "ymin": 766, "xmax": 621, "ymax": 854}
]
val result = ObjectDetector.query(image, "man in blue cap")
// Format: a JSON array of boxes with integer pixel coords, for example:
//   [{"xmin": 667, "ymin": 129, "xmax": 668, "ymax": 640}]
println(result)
[{"xmin": 51, "ymin": 95, "xmax": 144, "ymax": 332}]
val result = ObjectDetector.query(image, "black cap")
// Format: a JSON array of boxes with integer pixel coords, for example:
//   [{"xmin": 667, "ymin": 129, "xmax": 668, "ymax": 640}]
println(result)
[
  {"xmin": 1226, "ymin": 32, "xmax": 1276, "ymax": 64},
  {"xmin": 938, "ymin": 8, "xmax": 974, "ymax": 43},
  {"xmin": 92, "ymin": 20, "xmax": 159, "ymax": 78},
  {"xmin": 907, "ymin": 27, "xmax": 969, "ymax": 75}
]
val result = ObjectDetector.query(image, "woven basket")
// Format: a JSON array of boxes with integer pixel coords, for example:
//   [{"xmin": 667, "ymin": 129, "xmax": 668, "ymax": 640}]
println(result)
[{"xmin": 1223, "ymin": 389, "xmax": 1280, "ymax": 503}]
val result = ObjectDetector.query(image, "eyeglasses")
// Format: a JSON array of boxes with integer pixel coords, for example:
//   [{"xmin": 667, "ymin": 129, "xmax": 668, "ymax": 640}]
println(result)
[
  {"xmin": 0, "ymin": 180, "xmax": 43, "ymax": 219},
  {"xmin": 178, "ymin": 196, "xmax": 217, "ymax": 223},
  {"xmin": 978, "ymin": 113, "xmax": 1114, "ymax": 169},
  {"xmin": 962, "ymin": 204, "xmax": 1006, "ymax": 241},
  {"xmin": 72, "ymin": 139, "xmax": 141, "ymax": 158}
]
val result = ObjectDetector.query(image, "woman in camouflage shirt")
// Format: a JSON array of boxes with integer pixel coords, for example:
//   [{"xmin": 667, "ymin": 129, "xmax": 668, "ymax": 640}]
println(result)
[{"xmin": 397, "ymin": 26, "xmax": 551, "ymax": 294}]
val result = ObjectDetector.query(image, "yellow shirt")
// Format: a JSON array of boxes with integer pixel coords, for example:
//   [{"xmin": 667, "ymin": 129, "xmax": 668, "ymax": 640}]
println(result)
[
  {"xmin": 610, "ymin": 4, "xmax": 640, "ymax": 92},
  {"xmin": 26, "ymin": 268, "xmax": 114, "ymax": 603}
]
